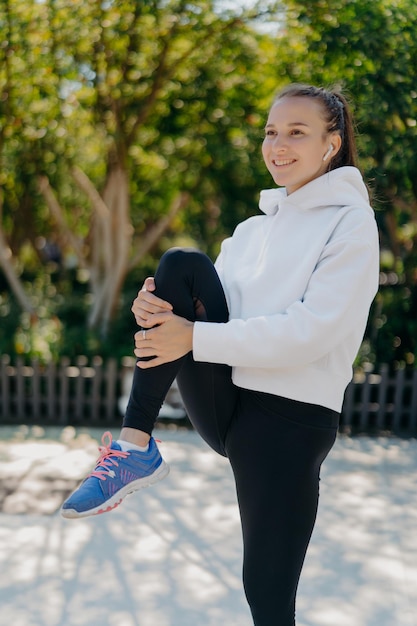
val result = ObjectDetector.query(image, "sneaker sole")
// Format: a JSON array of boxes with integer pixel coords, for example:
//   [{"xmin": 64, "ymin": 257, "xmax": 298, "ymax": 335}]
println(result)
[{"xmin": 61, "ymin": 461, "xmax": 170, "ymax": 519}]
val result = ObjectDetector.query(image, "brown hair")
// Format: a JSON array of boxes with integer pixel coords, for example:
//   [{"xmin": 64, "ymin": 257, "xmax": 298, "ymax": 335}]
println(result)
[{"xmin": 273, "ymin": 83, "xmax": 358, "ymax": 171}]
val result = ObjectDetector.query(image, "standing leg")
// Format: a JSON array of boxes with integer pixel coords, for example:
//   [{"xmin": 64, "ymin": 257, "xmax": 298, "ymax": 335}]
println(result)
[{"xmin": 226, "ymin": 390, "xmax": 339, "ymax": 626}]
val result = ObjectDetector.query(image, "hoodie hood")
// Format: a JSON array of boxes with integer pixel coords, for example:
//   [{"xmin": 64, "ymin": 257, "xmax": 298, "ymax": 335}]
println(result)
[{"xmin": 259, "ymin": 166, "xmax": 371, "ymax": 216}]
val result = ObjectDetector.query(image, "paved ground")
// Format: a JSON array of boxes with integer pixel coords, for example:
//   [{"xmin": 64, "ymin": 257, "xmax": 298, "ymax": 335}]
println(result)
[{"xmin": 0, "ymin": 425, "xmax": 416, "ymax": 626}]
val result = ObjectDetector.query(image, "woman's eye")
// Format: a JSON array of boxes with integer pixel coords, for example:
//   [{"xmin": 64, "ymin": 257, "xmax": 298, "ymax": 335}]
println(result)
[{"xmin": 290, "ymin": 129, "xmax": 303, "ymax": 136}]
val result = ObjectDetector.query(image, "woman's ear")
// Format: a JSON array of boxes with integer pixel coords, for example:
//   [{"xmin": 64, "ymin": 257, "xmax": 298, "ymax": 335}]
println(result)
[{"xmin": 329, "ymin": 133, "xmax": 342, "ymax": 158}]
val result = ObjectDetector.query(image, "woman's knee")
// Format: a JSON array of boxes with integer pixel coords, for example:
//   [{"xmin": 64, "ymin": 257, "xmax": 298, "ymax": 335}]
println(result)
[{"xmin": 158, "ymin": 247, "xmax": 209, "ymax": 276}]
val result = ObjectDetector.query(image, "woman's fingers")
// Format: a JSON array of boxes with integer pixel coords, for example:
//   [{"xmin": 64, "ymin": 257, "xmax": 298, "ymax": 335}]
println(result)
[
  {"xmin": 143, "ymin": 277, "xmax": 156, "ymax": 292},
  {"xmin": 133, "ymin": 313, "xmax": 193, "ymax": 367},
  {"xmin": 131, "ymin": 278, "xmax": 173, "ymax": 326}
]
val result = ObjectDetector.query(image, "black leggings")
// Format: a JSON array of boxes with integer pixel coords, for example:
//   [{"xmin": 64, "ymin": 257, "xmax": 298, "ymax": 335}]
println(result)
[{"xmin": 123, "ymin": 248, "xmax": 339, "ymax": 626}]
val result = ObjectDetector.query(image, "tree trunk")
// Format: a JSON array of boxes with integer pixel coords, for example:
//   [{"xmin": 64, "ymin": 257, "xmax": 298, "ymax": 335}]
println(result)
[
  {"xmin": 87, "ymin": 164, "xmax": 132, "ymax": 335},
  {"xmin": 87, "ymin": 166, "xmax": 188, "ymax": 335},
  {"xmin": 40, "ymin": 165, "xmax": 188, "ymax": 337},
  {"xmin": 0, "ymin": 223, "xmax": 35, "ymax": 315}
]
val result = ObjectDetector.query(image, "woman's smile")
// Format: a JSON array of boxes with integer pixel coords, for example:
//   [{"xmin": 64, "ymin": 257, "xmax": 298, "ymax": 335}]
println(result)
[{"xmin": 271, "ymin": 158, "xmax": 297, "ymax": 167}]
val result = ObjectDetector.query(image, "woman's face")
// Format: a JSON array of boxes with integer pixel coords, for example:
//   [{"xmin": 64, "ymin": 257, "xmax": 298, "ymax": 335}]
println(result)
[{"xmin": 262, "ymin": 96, "xmax": 341, "ymax": 195}]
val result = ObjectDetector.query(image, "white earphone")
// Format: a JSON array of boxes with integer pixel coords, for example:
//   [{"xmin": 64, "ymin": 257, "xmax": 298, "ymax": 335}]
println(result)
[{"xmin": 323, "ymin": 145, "xmax": 334, "ymax": 162}]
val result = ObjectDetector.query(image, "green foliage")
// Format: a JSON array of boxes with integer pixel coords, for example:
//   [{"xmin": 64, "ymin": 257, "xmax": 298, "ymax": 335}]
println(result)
[
  {"xmin": 2, "ymin": 0, "xmax": 417, "ymax": 369},
  {"xmin": 0, "ymin": 271, "xmax": 64, "ymax": 361},
  {"xmin": 0, "ymin": 266, "xmax": 141, "ymax": 362},
  {"xmin": 0, "ymin": 0, "xmax": 278, "ymax": 296}
]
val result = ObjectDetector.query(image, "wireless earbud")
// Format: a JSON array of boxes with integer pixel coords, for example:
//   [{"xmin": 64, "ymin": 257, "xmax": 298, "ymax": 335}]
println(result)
[{"xmin": 323, "ymin": 145, "xmax": 334, "ymax": 162}]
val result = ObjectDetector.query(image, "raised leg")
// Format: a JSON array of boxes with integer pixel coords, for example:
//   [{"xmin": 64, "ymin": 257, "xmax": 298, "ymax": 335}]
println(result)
[{"xmin": 123, "ymin": 248, "xmax": 239, "ymax": 455}]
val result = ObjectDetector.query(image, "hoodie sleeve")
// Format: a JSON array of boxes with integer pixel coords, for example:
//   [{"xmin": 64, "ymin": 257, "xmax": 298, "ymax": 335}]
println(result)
[
  {"xmin": 213, "ymin": 235, "xmax": 233, "ymax": 311},
  {"xmin": 193, "ymin": 217, "xmax": 380, "ymax": 369}
]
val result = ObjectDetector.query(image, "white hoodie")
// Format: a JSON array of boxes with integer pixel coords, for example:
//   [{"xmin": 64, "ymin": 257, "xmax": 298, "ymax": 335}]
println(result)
[{"xmin": 192, "ymin": 166, "xmax": 380, "ymax": 412}]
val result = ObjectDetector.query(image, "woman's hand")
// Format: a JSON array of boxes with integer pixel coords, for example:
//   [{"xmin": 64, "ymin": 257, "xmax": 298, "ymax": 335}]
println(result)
[
  {"xmin": 131, "ymin": 277, "xmax": 193, "ymax": 367},
  {"xmin": 131, "ymin": 277, "xmax": 173, "ymax": 328},
  {"xmin": 134, "ymin": 311, "xmax": 194, "ymax": 368}
]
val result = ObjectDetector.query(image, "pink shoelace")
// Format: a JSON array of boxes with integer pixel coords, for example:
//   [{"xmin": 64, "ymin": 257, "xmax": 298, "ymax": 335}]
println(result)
[{"xmin": 89, "ymin": 431, "xmax": 130, "ymax": 480}]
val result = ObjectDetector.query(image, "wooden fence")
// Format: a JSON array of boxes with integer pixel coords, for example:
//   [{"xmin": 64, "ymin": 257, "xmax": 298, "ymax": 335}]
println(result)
[
  {"xmin": 0, "ymin": 355, "xmax": 122, "ymax": 426},
  {"xmin": 341, "ymin": 364, "xmax": 417, "ymax": 434},
  {"xmin": 0, "ymin": 355, "xmax": 416, "ymax": 435}
]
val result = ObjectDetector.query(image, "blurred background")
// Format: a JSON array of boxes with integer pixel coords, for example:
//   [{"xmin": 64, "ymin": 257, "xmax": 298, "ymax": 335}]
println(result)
[
  {"xmin": 0, "ymin": 6, "xmax": 416, "ymax": 624},
  {"xmin": 1, "ymin": 0, "xmax": 417, "ymax": 434}
]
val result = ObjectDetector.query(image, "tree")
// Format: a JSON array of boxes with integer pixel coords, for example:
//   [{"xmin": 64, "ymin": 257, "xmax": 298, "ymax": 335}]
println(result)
[{"xmin": 0, "ymin": 0, "xmax": 281, "ymax": 339}]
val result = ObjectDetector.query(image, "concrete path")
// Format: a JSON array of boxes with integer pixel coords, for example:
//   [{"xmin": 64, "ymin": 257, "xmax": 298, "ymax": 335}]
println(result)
[{"xmin": 0, "ymin": 426, "xmax": 416, "ymax": 626}]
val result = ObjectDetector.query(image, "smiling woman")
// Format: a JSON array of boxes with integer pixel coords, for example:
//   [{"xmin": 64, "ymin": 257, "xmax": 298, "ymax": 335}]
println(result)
[
  {"xmin": 262, "ymin": 84, "xmax": 355, "ymax": 194},
  {"xmin": 61, "ymin": 84, "xmax": 380, "ymax": 626},
  {"xmin": 262, "ymin": 97, "xmax": 341, "ymax": 193}
]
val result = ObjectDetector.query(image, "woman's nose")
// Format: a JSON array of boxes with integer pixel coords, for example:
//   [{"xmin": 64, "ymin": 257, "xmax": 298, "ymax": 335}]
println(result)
[{"xmin": 271, "ymin": 135, "xmax": 286, "ymax": 151}]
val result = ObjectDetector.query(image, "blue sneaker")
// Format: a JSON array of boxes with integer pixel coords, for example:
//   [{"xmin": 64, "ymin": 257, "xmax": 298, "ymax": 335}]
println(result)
[{"xmin": 61, "ymin": 431, "xmax": 169, "ymax": 519}]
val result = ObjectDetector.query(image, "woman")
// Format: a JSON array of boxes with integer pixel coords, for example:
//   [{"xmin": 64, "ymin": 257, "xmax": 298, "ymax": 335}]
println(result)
[{"xmin": 62, "ymin": 84, "xmax": 380, "ymax": 626}]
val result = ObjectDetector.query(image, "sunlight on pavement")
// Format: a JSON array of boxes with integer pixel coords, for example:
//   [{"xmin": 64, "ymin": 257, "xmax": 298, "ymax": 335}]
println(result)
[{"xmin": 0, "ymin": 428, "xmax": 416, "ymax": 626}]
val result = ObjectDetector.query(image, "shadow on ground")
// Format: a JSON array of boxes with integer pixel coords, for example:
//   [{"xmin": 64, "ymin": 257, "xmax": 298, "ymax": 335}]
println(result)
[{"xmin": 0, "ymin": 427, "xmax": 416, "ymax": 626}]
